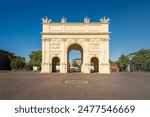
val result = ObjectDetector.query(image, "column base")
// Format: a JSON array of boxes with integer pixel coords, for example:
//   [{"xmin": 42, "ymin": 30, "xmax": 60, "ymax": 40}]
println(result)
[
  {"xmin": 41, "ymin": 63, "xmax": 51, "ymax": 73},
  {"xmin": 99, "ymin": 64, "xmax": 110, "ymax": 74}
]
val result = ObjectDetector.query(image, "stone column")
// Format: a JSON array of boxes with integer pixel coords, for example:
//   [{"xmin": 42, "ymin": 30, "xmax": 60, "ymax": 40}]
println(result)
[
  {"xmin": 104, "ymin": 38, "xmax": 110, "ymax": 74},
  {"xmin": 41, "ymin": 38, "xmax": 51, "ymax": 73},
  {"xmin": 99, "ymin": 38, "xmax": 110, "ymax": 74},
  {"xmin": 41, "ymin": 38, "xmax": 46, "ymax": 73},
  {"xmin": 42, "ymin": 39, "xmax": 45, "ymax": 63},
  {"xmin": 83, "ymin": 38, "xmax": 90, "ymax": 73},
  {"xmin": 60, "ymin": 39, "xmax": 67, "ymax": 73}
]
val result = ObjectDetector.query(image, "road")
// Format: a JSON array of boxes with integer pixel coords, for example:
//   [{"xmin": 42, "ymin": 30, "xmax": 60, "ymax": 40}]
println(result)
[{"xmin": 0, "ymin": 71, "xmax": 150, "ymax": 100}]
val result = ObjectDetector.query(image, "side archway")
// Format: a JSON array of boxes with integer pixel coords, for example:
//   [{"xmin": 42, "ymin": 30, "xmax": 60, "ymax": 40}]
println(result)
[
  {"xmin": 52, "ymin": 57, "xmax": 60, "ymax": 72},
  {"xmin": 90, "ymin": 57, "xmax": 99, "ymax": 73}
]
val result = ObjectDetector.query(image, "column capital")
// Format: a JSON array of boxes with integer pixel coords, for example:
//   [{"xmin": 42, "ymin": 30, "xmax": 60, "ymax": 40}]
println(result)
[{"xmin": 42, "ymin": 38, "xmax": 51, "ymax": 41}]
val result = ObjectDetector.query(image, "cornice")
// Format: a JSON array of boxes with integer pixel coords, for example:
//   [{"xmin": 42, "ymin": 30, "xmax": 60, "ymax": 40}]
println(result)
[
  {"xmin": 42, "ymin": 22, "xmax": 107, "ymax": 25},
  {"xmin": 41, "ymin": 32, "xmax": 111, "ymax": 35}
]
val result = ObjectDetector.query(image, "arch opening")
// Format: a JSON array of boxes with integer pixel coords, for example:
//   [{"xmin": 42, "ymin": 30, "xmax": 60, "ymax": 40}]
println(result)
[
  {"xmin": 90, "ymin": 57, "xmax": 99, "ymax": 73},
  {"xmin": 67, "ymin": 43, "xmax": 83, "ymax": 73},
  {"xmin": 52, "ymin": 57, "xmax": 60, "ymax": 72}
]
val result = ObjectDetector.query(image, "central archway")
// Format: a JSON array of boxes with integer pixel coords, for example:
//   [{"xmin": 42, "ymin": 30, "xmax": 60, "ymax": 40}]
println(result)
[{"xmin": 67, "ymin": 43, "xmax": 83, "ymax": 73}]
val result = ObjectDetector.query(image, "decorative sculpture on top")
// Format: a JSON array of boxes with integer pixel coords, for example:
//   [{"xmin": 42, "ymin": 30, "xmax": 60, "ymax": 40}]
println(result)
[
  {"xmin": 100, "ymin": 16, "xmax": 110, "ymax": 23},
  {"xmin": 61, "ymin": 16, "xmax": 67, "ymax": 23},
  {"xmin": 41, "ymin": 16, "xmax": 52, "ymax": 23},
  {"xmin": 84, "ymin": 16, "xmax": 90, "ymax": 23}
]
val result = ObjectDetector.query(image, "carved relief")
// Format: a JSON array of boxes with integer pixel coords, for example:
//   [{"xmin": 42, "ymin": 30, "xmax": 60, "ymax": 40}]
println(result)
[
  {"xmin": 56, "ymin": 39, "xmax": 62, "ymax": 42},
  {"xmin": 51, "ymin": 54, "xmax": 60, "ymax": 57},
  {"xmin": 90, "ymin": 39, "xmax": 95, "ymax": 42},
  {"xmin": 74, "ymin": 38, "xmax": 77, "ymax": 42},
  {"xmin": 66, "ymin": 38, "xmax": 72, "ymax": 42},
  {"xmin": 84, "ymin": 38, "xmax": 90, "ymax": 42},
  {"xmin": 101, "ymin": 38, "xmax": 109, "ymax": 42},
  {"xmin": 51, "ymin": 43, "xmax": 61, "ymax": 50},
  {"xmin": 89, "ymin": 39, "xmax": 100, "ymax": 42},
  {"xmin": 42, "ymin": 38, "xmax": 51, "ymax": 41},
  {"xmin": 51, "ymin": 39, "xmax": 56, "ymax": 42},
  {"xmin": 95, "ymin": 39, "xmax": 100, "ymax": 42},
  {"xmin": 51, "ymin": 39, "xmax": 62, "ymax": 42},
  {"xmin": 61, "ymin": 39, "xmax": 66, "ymax": 42},
  {"xmin": 90, "ymin": 44, "xmax": 99, "ymax": 50}
]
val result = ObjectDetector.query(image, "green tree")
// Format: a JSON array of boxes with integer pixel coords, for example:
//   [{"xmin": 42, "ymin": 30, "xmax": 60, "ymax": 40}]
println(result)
[
  {"xmin": 131, "ymin": 49, "xmax": 150, "ymax": 71},
  {"xmin": 109, "ymin": 59, "xmax": 118, "ymax": 66},
  {"xmin": 8, "ymin": 52, "xmax": 16, "ymax": 61},
  {"xmin": 11, "ymin": 56, "xmax": 26, "ymax": 70},
  {"xmin": 72, "ymin": 60, "xmax": 78, "ymax": 67},
  {"xmin": 117, "ymin": 54, "xmax": 130, "ymax": 71},
  {"xmin": 28, "ymin": 51, "xmax": 42, "ymax": 68}
]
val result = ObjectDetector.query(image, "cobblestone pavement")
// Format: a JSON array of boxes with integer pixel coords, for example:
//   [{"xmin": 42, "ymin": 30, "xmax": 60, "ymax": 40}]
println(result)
[{"xmin": 0, "ymin": 71, "xmax": 150, "ymax": 100}]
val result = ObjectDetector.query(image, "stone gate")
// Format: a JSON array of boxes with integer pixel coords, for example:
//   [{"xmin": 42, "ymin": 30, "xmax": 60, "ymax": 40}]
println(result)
[{"xmin": 41, "ymin": 16, "xmax": 110, "ymax": 74}]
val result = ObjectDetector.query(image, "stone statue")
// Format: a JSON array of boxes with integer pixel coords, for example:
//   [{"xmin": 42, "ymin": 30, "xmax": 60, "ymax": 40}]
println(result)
[
  {"xmin": 84, "ymin": 16, "xmax": 90, "ymax": 23},
  {"xmin": 41, "ymin": 16, "xmax": 52, "ymax": 23},
  {"xmin": 100, "ymin": 16, "xmax": 110, "ymax": 23},
  {"xmin": 61, "ymin": 16, "xmax": 67, "ymax": 23}
]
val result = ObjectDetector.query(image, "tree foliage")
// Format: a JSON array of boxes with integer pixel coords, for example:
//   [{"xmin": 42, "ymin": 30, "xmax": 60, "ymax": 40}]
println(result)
[
  {"xmin": 11, "ymin": 56, "xmax": 25, "ymax": 70},
  {"xmin": 28, "ymin": 51, "xmax": 42, "ymax": 68},
  {"xmin": 130, "ymin": 49, "xmax": 150, "ymax": 71},
  {"xmin": 72, "ymin": 60, "xmax": 78, "ymax": 67},
  {"xmin": 8, "ymin": 52, "xmax": 16, "ymax": 62},
  {"xmin": 110, "ymin": 49, "xmax": 150, "ymax": 72},
  {"xmin": 109, "ymin": 59, "xmax": 118, "ymax": 66},
  {"xmin": 110, "ymin": 55, "xmax": 130, "ymax": 71},
  {"xmin": 117, "ymin": 54, "xmax": 130, "ymax": 71}
]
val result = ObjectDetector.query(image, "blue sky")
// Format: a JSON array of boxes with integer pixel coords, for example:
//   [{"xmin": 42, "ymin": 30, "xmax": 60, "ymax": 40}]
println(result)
[{"xmin": 0, "ymin": 0, "xmax": 150, "ymax": 62}]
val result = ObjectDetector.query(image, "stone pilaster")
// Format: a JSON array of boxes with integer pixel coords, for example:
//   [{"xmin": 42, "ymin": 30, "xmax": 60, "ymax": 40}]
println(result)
[{"xmin": 60, "ymin": 39, "xmax": 67, "ymax": 73}]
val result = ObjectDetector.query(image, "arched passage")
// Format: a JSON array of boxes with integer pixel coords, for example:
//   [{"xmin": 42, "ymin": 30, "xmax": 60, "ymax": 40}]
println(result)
[
  {"xmin": 52, "ymin": 57, "xmax": 60, "ymax": 72},
  {"xmin": 91, "ymin": 57, "xmax": 99, "ymax": 73},
  {"xmin": 67, "ymin": 43, "xmax": 83, "ymax": 73}
]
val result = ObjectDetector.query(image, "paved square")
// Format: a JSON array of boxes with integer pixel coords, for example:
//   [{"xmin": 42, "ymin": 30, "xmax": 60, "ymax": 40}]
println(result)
[{"xmin": 0, "ymin": 71, "xmax": 150, "ymax": 100}]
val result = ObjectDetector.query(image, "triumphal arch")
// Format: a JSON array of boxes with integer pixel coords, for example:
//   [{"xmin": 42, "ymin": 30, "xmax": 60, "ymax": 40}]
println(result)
[{"xmin": 41, "ymin": 16, "xmax": 110, "ymax": 74}]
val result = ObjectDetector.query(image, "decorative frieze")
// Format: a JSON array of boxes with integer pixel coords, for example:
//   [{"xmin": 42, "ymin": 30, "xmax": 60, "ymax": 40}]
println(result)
[
  {"xmin": 90, "ymin": 44, "xmax": 99, "ymax": 50},
  {"xmin": 51, "ymin": 43, "xmax": 61, "ymax": 50},
  {"xmin": 61, "ymin": 38, "xmax": 66, "ymax": 42},
  {"xmin": 42, "ymin": 37, "xmax": 51, "ymax": 41},
  {"xmin": 100, "ymin": 38, "xmax": 109, "ymax": 42}
]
